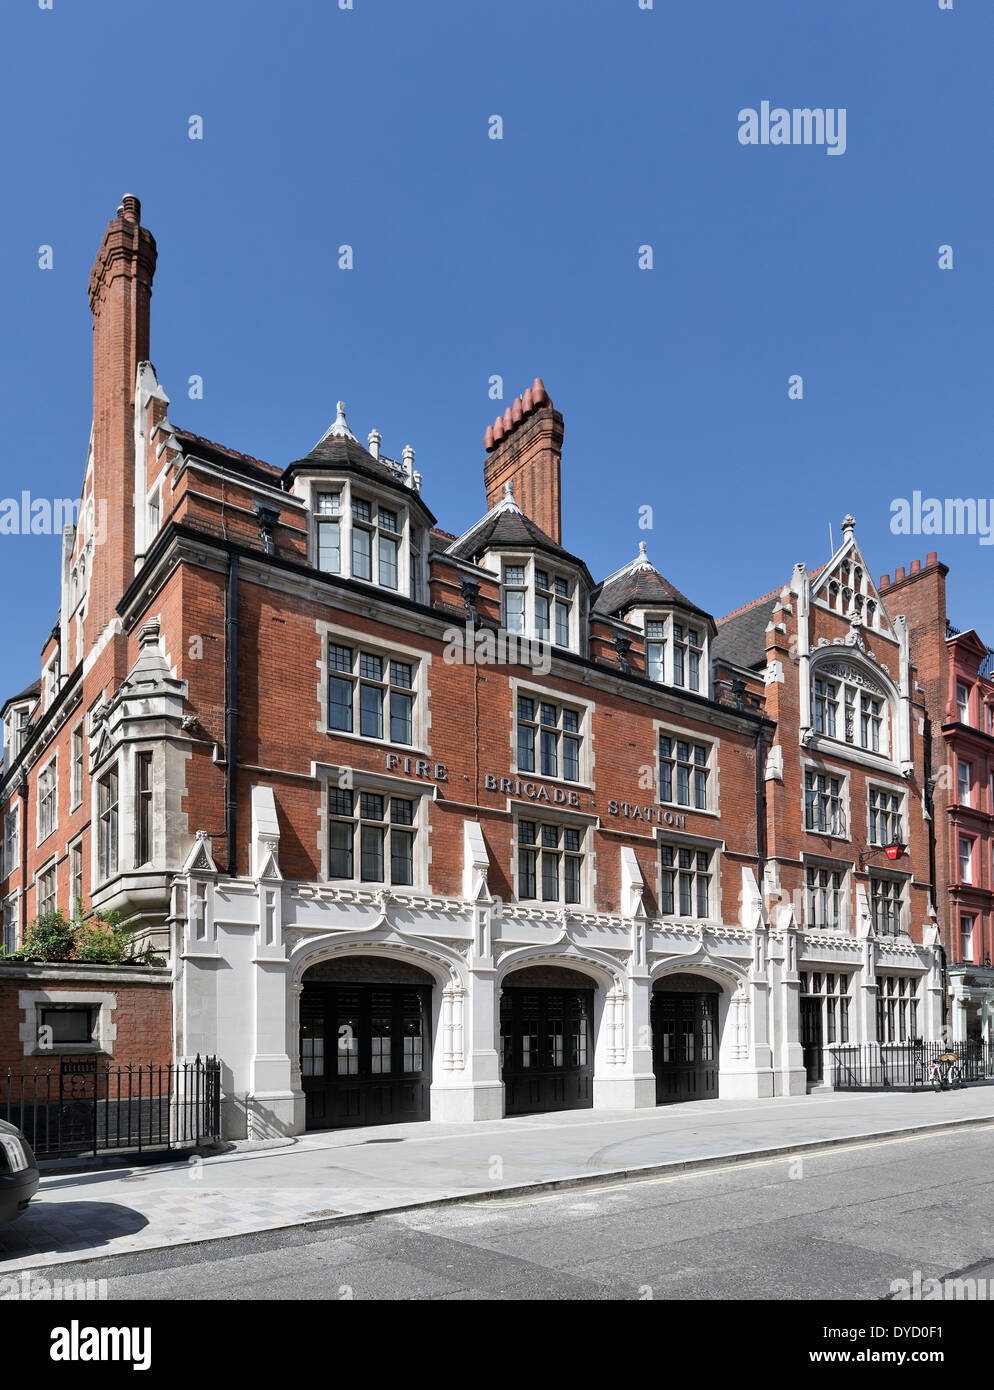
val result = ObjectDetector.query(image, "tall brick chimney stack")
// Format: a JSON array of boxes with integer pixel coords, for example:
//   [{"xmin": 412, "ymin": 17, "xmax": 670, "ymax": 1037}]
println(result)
[
  {"xmin": 483, "ymin": 378, "xmax": 564, "ymax": 543},
  {"xmin": 87, "ymin": 194, "xmax": 157, "ymax": 640}
]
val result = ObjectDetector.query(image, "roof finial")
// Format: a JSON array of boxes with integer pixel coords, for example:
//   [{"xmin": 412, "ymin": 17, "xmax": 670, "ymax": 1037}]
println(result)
[
  {"xmin": 638, "ymin": 541, "xmax": 648, "ymax": 560},
  {"xmin": 504, "ymin": 481, "xmax": 514, "ymax": 501},
  {"xmin": 841, "ymin": 513, "xmax": 856, "ymax": 540},
  {"xmin": 319, "ymin": 400, "xmax": 357, "ymax": 444}
]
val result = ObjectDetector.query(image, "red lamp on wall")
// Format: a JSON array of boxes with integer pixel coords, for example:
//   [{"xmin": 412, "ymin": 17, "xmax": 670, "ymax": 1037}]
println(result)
[{"xmin": 858, "ymin": 838, "xmax": 907, "ymax": 871}]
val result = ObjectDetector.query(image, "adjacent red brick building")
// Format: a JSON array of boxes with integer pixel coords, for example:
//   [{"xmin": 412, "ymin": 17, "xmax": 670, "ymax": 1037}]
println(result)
[{"xmin": 0, "ymin": 199, "xmax": 945, "ymax": 1136}]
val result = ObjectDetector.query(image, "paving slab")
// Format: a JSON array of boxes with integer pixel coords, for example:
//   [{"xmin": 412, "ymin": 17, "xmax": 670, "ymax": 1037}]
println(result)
[{"xmin": 1, "ymin": 1086, "xmax": 992, "ymax": 1274}]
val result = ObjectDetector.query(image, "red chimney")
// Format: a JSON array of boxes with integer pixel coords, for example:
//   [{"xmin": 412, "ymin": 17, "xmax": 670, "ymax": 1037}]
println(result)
[
  {"xmin": 483, "ymin": 377, "xmax": 564, "ymax": 543},
  {"xmin": 87, "ymin": 195, "xmax": 157, "ymax": 641}
]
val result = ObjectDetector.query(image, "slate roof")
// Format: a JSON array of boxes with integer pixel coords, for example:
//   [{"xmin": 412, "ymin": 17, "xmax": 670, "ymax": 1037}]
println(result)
[
  {"xmin": 592, "ymin": 545, "xmax": 710, "ymax": 622},
  {"xmin": 712, "ymin": 595, "xmax": 778, "ymax": 670},
  {"xmin": 1, "ymin": 678, "xmax": 41, "ymax": 718},
  {"xmin": 447, "ymin": 490, "xmax": 592, "ymax": 582}
]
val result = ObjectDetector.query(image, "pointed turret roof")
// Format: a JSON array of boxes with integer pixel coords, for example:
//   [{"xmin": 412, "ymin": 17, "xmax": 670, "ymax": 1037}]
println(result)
[
  {"xmin": 446, "ymin": 482, "xmax": 591, "ymax": 580},
  {"xmin": 592, "ymin": 543, "xmax": 711, "ymax": 622}
]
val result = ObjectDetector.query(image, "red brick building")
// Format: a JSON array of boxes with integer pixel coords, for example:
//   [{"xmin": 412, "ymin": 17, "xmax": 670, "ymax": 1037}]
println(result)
[
  {"xmin": 0, "ymin": 198, "xmax": 943, "ymax": 1135},
  {"xmin": 880, "ymin": 556, "xmax": 994, "ymax": 1043}
]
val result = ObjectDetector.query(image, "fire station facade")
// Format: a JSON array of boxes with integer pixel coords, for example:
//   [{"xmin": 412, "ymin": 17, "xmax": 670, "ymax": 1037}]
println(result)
[{"xmin": 0, "ymin": 199, "xmax": 943, "ymax": 1138}]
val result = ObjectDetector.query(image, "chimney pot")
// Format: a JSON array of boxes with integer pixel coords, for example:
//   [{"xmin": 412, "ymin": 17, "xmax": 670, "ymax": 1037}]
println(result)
[
  {"xmin": 895, "ymin": 566, "xmax": 906, "ymax": 582},
  {"xmin": 118, "ymin": 194, "xmax": 141, "ymax": 224},
  {"xmin": 522, "ymin": 387, "xmax": 534, "ymax": 413},
  {"xmin": 880, "ymin": 574, "xmax": 890, "ymax": 588},
  {"xmin": 493, "ymin": 418, "xmax": 504, "ymax": 442},
  {"xmin": 511, "ymin": 397, "xmax": 523, "ymax": 424},
  {"xmin": 910, "ymin": 558, "xmax": 921, "ymax": 573},
  {"xmin": 532, "ymin": 376, "xmax": 547, "ymax": 405},
  {"xmin": 503, "ymin": 407, "xmax": 513, "ymax": 429},
  {"xmin": 926, "ymin": 550, "xmax": 938, "ymax": 566},
  {"xmin": 484, "ymin": 425, "xmax": 495, "ymax": 451}
]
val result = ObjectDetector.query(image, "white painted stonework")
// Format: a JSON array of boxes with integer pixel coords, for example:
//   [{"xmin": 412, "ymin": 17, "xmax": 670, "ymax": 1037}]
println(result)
[{"xmin": 169, "ymin": 823, "xmax": 945, "ymax": 1139}]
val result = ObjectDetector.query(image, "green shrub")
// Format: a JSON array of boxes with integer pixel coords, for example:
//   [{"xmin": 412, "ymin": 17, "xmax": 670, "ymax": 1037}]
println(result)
[{"xmin": 22, "ymin": 910, "xmax": 77, "ymax": 962}]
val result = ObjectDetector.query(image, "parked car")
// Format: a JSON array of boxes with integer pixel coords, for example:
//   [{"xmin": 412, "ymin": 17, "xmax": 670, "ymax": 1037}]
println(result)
[{"xmin": 0, "ymin": 1119, "xmax": 39, "ymax": 1223}]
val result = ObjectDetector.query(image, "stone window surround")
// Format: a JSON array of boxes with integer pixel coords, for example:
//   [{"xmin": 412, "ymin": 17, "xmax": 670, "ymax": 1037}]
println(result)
[
  {"xmin": 800, "ymin": 756, "xmax": 851, "ymax": 843},
  {"xmin": 487, "ymin": 549, "xmax": 583, "ymax": 654},
  {"xmin": 510, "ymin": 803, "xmax": 598, "ymax": 910},
  {"xmin": 654, "ymin": 718, "xmax": 720, "ymax": 820},
  {"xmin": 637, "ymin": 608, "xmax": 710, "ymax": 698},
  {"xmin": 653, "ymin": 827, "xmax": 725, "ymax": 925},
  {"xmin": 508, "ymin": 676, "xmax": 595, "ymax": 788},
  {"xmin": 311, "ymin": 760, "xmax": 435, "ymax": 892},
  {"xmin": 301, "ymin": 475, "xmax": 419, "ymax": 600},
  {"xmin": 36, "ymin": 750, "xmax": 58, "ymax": 848},
  {"xmin": 316, "ymin": 620, "xmax": 432, "ymax": 757},
  {"xmin": 18, "ymin": 988, "xmax": 118, "ymax": 1058},
  {"xmin": 865, "ymin": 777, "xmax": 907, "ymax": 849}
]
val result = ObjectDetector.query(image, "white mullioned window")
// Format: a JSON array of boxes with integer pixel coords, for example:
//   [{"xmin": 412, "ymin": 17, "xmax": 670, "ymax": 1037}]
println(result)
[
  {"xmin": 876, "ymin": 975, "xmax": 919, "ymax": 1043},
  {"xmin": 4, "ymin": 806, "xmax": 18, "ymax": 876},
  {"xmin": 804, "ymin": 770, "xmax": 846, "ymax": 836},
  {"xmin": 311, "ymin": 482, "xmax": 415, "ymax": 596},
  {"xmin": 811, "ymin": 664, "xmax": 890, "ymax": 757},
  {"xmin": 644, "ymin": 615, "xmax": 707, "ymax": 694},
  {"xmin": 516, "ymin": 819, "xmax": 585, "ymax": 905},
  {"xmin": 499, "ymin": 557, "xmax": 579, "ymax": 651},
  {"xmin": 805, "ymin": 866, "xmax": 845, "ymax": 930},
  {"xmin": 97, "ymin": 766, "xmax": 119, "ymax": 881},
  {"xmin": 868, "ymin": 785, "xmax": 903, "ymax": 846},
  {"xmin": 327, "ymin": 787, "xmax": 417, "ymax": 887},
  {"xmin": 870, "ymin": 875, "xmax": 903, "ymax": 937},
  {"xmin": 801, "ymin": 971, "xmax": 852, "ymax": 1044},
  {"xmin": 36, "ymin": 862, "xmax": 57, "ymax": 917},
  {"xmin": 71, "ymin": 723, "xmax": 84, "ymax": 808},
  {"xmin": 37, "ymin": 759, "xmax": 57, "ymax": 842},
  {"xmin": 70, "ymin": 839, "xmax": 84, "ymax": 909},
  {"xmin": 327, "ymin": 643, "xmax": 417, "ymax": 746},
  {"xmin": 515, "ymin": 695, "xmax": 583, "ymax": 782},
  {"xmin": 659, "ymin": 732, "xmax": 712, "ymax": 811},
  {"xmin": 2, "ymin": 894, "xmax": 18, "ymax": 953},
  {"xmin": 660, "ymin": 843, "xmax": 713, "ymax": 917}
]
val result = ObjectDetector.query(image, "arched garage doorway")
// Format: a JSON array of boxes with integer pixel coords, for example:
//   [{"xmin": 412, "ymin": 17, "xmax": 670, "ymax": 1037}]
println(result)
[
  {"xmin": 500, "ymin": 965, "xmax": 595, "ymax": 1116},
  {"xmin": 300, "ymin": 956, "xmax": 434, "ymax": 1130},
  {"xmin": 651, "ymin": 972, "xmax": 721, "ymax": 1104}
]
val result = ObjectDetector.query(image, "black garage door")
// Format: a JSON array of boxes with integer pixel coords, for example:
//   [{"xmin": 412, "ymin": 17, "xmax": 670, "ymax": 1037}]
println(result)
[
  {"xmin": 500, "ymin": 986, "xmax": 593, "ymax": 1115},
  {"xmin": 300, "ymin": 982, "xmax": 430, "ymax": 1130},
  {"xmin": 652, "ymin": 990, "xmax": 719, "ymax": 1103}
]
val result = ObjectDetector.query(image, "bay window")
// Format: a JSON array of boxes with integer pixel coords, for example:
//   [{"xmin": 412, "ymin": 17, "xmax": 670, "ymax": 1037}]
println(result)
[
  {"xmin": 644, "ymin": 615, "xmax": 707, "ymax": 693},
  {"xmin": 499, "ymin": 558, "xmax": 579, "ymax": 650},
  {"xmin": 311, "ymin": 483, "xmax": 418, "ymax": 594}
]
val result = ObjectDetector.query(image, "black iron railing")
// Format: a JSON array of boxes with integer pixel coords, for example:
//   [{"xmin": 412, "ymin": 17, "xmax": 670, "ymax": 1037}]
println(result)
[
  {"xmin": 828, "ymin": 1041, "xmax": 994, "ymax": 1091},
  {"xmin": 0, "ymin": 1056, "xmax": 222, "ymax": 1158}
]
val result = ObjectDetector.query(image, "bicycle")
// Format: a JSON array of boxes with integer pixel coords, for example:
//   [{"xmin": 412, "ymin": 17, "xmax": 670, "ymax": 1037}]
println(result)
[{"xmin": 928, "ymin": 1052, "xmax": 964, "ymax": 1092}]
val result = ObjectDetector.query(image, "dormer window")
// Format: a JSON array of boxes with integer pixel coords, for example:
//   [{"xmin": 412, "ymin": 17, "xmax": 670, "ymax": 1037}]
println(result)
[
  {"xmin": 309, "ymin": 480, "xmax": 420, "ymax": 597},
  {"xmin": 500, "ymin": 558, "xmax": 578, "ymax": 649},
  {"xmin": 643, "ymin": 615, "xmax": 707, "ymax": 694}
]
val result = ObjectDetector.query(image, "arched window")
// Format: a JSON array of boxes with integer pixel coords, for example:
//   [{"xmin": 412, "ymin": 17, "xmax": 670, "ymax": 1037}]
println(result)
[{"xmin": 811, "ymin": 660, "xmax": 892, "ymax": 757}]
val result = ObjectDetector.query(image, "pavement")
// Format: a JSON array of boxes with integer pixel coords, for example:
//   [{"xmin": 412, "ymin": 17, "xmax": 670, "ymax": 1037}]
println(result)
[{"xmin": 2, "ymin": 1085, "xmax": 993, "ymax": 1274}]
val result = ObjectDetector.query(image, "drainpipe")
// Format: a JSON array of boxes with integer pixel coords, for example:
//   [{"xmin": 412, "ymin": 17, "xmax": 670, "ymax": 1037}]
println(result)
[
  {"xmin": 225, "ymin": 554, "xmax": 239, "ymax": 876},
  {"xmin": 755, "ymin": 721, "xmax": 767, "ymax": 912},
  {"xmin": 922, "ymin": 709, "xmax": 948, "ymax": 1028},
  {"xmin": 18, "ymin": 770, "xmax": 28, "ymax": 933}
]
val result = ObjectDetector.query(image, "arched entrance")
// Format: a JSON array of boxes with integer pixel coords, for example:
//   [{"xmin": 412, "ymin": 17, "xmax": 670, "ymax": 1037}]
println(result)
[
  {"xmin": 300, "ymin": 956, "xmax": 434, "ymax": 1130},
  {"xmin": 651, "ymin": 972, "xmax": 721, "ymax": 1104},
  {"xmin": 500, "ymin": 965, "xmax": 595, "ymax": 1115}
]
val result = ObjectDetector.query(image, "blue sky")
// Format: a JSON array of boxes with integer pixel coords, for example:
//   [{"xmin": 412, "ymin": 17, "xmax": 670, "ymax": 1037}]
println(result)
[{"xmin": 0, "ymin": 0, "xmax": 990, "ymax": 694}]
